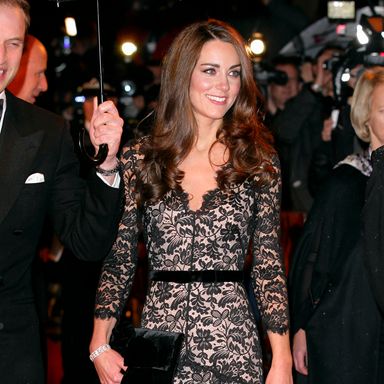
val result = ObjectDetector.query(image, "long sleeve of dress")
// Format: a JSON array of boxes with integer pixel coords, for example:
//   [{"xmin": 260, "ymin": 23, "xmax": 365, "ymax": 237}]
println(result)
[
  {"xmin": 363, "ymin": 145, "xmax": 384, "ymax": 316},
  {"xmin": 94, "ymin": 146, "xmax": 141, "ymax": 320},
  {"xmin": 251, "ymin": 158, "xmax": 290, "ymax": 334}
]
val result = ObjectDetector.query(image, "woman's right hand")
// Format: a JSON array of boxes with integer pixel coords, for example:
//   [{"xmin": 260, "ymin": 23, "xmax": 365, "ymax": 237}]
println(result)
[
  {"xmin": 93, "ymin": 348, "xmax": 127, "ymax": 384},
  {"xmin": 292, "ymin": 329, "xmax": 308, "ymax": 376}
]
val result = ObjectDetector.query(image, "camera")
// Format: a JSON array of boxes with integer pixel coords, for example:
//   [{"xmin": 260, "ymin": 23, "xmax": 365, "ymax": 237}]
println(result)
[
  {"xmin": 323, "ymin": 52, "xmax": 344, "ymax": 72},
  {"xmin": 323, "ymin": 12, "xmax": 384, "ymax": 105}
]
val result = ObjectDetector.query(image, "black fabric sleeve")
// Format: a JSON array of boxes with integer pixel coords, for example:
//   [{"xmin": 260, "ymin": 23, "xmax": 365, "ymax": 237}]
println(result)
[
  {"xmin": 289, "ymin": 166, "xmax": 367, "ymax": 333},
  {"xmin": 51, "ymin": 122, "xmax": 123, "ymax": 261},
  {"xmin": 362, "ymin": 145, "xmax": 384, "ymax": 316}
]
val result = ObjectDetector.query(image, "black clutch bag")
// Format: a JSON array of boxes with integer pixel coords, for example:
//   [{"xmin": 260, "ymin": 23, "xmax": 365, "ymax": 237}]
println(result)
[{"xmin": 111, "ymin": 322, "xmax": 184, "ymax": 384}]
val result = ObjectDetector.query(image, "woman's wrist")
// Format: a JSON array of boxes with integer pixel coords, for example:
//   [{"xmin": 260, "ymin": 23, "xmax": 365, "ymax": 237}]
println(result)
[
  {"xmin": 90, "ymin": 334, "xmax": 110, "ymax": 353},
  {"xmin": 271, "ymin": 353, "xmax": 293, "ymax": 369},
  {"xmin": 89, "ymin": 343, "xmax": 111, "ymax": 362}
]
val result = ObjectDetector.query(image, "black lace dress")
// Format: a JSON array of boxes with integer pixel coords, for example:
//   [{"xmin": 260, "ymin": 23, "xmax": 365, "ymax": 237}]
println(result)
[{"xmin": 95, "ymin": 144, "xmax": 289, "ymax": 384}]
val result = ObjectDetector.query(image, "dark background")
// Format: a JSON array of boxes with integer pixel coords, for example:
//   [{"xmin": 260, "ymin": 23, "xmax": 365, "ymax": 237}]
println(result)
[
  {"xmin": 24, "ymin": 0, "xmax": 381, "ymax": 113},
  {"xmin": 27, "ymin": 0, "xmax": 323, "ymax": 61}
]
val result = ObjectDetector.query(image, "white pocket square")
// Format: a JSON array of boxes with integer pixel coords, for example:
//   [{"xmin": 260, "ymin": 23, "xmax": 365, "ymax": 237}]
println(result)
[{"xmin": 25, "ymin": 173, "xmax": 45, "ymax": 184}]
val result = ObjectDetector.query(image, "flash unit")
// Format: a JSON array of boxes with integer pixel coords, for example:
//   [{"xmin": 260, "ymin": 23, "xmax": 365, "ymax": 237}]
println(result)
[{"xmin": 327, "ymin": 1, "xmax": 356, "ymax": 22}]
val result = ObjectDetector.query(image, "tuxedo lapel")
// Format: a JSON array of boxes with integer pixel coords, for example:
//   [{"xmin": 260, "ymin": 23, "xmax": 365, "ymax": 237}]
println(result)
[{"xmin": 0, "ymin": 93, "xmax": 44, "ymax": 224}]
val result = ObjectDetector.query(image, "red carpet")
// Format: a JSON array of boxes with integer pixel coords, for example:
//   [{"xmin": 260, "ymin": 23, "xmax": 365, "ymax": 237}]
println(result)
[{"xmin": 47, "ymin": 338, "xmax": 63, "ymax": 384}]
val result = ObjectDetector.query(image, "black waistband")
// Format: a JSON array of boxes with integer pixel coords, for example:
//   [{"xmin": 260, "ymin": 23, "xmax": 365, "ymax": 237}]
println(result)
[{"xmin": 150, "ymin": 270, "xmax": 244, "ymax": 283}]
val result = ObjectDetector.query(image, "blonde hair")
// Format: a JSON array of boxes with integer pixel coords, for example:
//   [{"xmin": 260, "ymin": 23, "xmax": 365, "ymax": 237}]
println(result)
[{"xmin": 350, "ymin": 66, "xmax": 384, "ymax": 142}]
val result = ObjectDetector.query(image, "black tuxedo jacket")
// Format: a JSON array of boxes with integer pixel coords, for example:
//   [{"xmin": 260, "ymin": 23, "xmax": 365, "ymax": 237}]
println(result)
[{"xmin": 0, "ymin": 90, "xmax": 123, "ymax": 383}]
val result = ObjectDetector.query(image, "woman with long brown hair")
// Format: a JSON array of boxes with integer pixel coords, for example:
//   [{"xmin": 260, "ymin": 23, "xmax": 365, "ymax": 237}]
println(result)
[{"xmin": 90, "ymin": 19, "xmax": 292, "ymax": 384}]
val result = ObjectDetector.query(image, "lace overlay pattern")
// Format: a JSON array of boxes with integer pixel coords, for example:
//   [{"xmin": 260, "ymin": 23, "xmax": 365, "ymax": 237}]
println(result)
[{"xmin": 95, "ymin": 144, "xmax": 289, "ymax": 383}]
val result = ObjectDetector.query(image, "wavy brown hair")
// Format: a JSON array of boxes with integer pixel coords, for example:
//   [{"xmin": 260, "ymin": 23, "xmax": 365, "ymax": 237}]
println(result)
[{"xmin": 136, "ymin": 19, "xmax": 276, "ymax": 204}]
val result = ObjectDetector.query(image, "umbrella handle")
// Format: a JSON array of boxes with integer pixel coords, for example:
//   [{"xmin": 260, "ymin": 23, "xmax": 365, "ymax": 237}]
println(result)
[{"xmin": 78, "ymin": 128, "xmax": 108, "ymax": 166}]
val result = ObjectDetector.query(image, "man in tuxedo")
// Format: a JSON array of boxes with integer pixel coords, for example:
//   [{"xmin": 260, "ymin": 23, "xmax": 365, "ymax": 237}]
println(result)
[
  {"xmin": 0, "ymin": 1, "xmax": 124, "ymax": 383},
  {"xmin": 7, "ymin": 32, "xmax": 52, "ymax": 380}
]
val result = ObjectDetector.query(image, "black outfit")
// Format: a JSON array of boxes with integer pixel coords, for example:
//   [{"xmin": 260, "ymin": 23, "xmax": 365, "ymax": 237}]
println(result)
[
  {"xmin": 363, "ymin": 145, "xmax": 384, "ymax": 317},
  {"xmin": 289, "ymin": 152, "xmax": 384, "ymax": 383},
  {"xmin": 309, "ymin": 103, "xmax": 368, "ymax": 194},
  {"xmin": 60, "ymin": 251, "xmax": 101, "ymax": 384},
  {"xmin": 269, "ymin": 84, "xmax": 328, "ymax": 212},
  {"xmin": 0, "ymin": 91, "xmax": 122, "ymax": 384},
  {"xmin": 330, "ymin": 104, "xmax": 366, "ymax": 163}
]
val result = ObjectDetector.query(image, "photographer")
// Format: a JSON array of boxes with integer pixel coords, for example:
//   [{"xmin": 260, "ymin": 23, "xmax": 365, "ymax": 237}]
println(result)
[
  {"xmin": 263, "ymin": 49, "xmax": 345, "ymax": 272},
  {"xmin": 310, "ymin": 58, "xmax": 368, "ymax": 197},
  {"xmin": 263, "ymin": 56, "xmax": 304, "ymax": 269},
  {"xmin": 267, "ymin": 56, "xmax": 301, "ymax": 117},
  {"xmin": 267, "ymin": 47, "xmax": 342, "ymax": 216}
]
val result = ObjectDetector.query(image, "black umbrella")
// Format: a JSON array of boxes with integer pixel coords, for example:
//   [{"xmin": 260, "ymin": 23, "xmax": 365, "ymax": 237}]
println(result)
[{"xmin": 50, "ymin": 0, "xmax": 108, "ymax": 165}]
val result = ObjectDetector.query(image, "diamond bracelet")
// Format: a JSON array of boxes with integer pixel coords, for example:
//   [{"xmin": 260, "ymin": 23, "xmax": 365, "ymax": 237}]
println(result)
[{"xmin": 89, "ymin": 343, "xmax": 111, "ymax": 362}]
